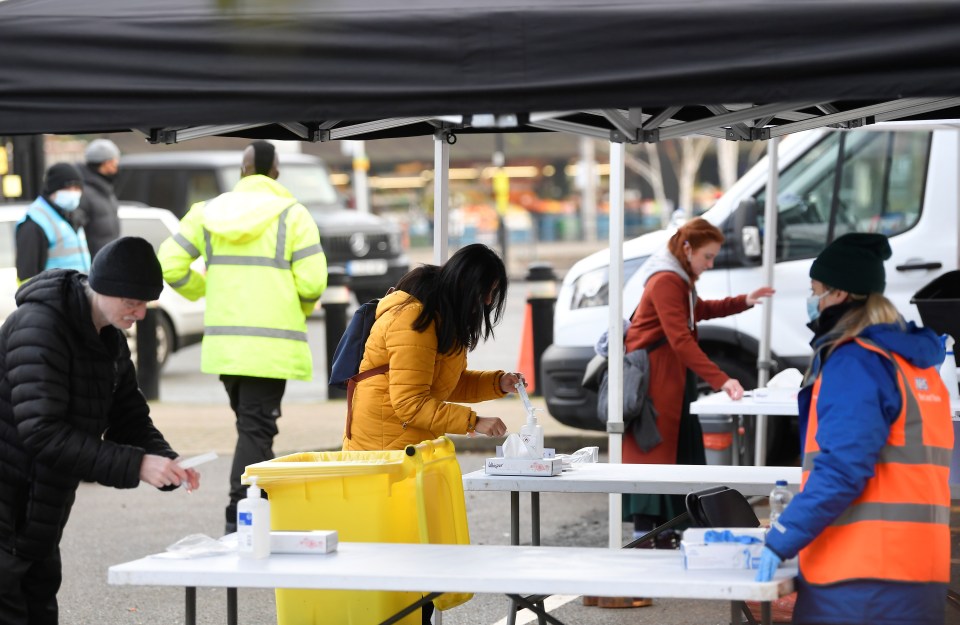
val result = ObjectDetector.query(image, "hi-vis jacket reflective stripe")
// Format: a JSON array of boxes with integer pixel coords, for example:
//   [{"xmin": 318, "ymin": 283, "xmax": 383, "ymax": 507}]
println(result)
[
  {"xmin": 18, "ymin": 197, "xmax": 91, "ymax": 273},
  {"xmin": 801, "ymin": 337, "xmax": 953, "ymax": 585},
  {"xmin": 158, "ymin": 175, "xmax": 327, "ymax": 381}
]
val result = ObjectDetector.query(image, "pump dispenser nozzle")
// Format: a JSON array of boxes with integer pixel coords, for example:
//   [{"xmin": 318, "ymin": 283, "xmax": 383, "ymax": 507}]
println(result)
[{"xmin": 237, "ymin": 476, "xmax": 270, "ymax": 558}]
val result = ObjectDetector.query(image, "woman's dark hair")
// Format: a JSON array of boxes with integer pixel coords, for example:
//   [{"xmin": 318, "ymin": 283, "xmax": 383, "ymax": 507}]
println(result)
[
  {"xmin": 394, "ymin": 264, "xmax": 440, "ymax": 294},
  {"xmin": 401, "ymin": 244, "xmax": 508, "ymax": 354}
]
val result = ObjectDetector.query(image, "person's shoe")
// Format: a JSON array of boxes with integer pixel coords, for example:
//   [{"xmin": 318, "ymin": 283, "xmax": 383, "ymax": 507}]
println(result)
[{"xmin": 596, "ymin": 597, "xmax": 653, "ymax": 608}]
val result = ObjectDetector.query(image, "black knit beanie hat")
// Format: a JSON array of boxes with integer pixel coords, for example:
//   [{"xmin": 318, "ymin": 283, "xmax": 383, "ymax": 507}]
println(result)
[
  {"xmin": 42, "ymin": 163, "xmax": 83, "ymax": 195},
  {"xmin": 809, "ymin": 232, "xmax": 892, "ymax": 295},
  {"xmin": 88, "ymin": 237, "xmax": 164, "ymax": 301}
]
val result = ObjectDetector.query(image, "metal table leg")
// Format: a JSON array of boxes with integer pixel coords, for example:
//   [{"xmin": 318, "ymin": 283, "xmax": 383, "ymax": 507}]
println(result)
[
  {"xmin": 227, "ymin": 587, "xmax": 238, "ymax": 625},
  {"xmin": 531, "ymin": 492, "xmax": 545, "ymax": 624},
  {"xmin": 507, "ymin": 490, "xmax": 520, "ymax": 625},
  {"xmin": 185, "ymin": 587, "xmax": 196, "ymax": 625}
]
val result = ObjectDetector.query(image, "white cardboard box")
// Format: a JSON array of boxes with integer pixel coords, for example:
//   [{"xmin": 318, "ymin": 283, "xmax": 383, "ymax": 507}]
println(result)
[
  {"xmin": 681, "ymin": 527, "xmax": 766, "ymax": 570},
  {"xmin": 484, "ymin": 456, "xmax": 562, "ymax": 476},
  {"xmin": 270, "ymin": 530, "xmax": 338, "ymax": 554}
]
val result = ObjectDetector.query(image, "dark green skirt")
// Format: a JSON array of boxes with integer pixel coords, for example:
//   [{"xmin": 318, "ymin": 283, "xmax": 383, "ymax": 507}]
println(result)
[{"xmin": 623, "ymin": 370, "xmax": 706, "ymax": 524}]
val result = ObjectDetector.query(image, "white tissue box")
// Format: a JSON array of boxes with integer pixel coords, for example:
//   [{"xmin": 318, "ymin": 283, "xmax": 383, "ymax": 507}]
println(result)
[
  {"xmin": 681, "ymin": 527, "xmax": 766, "ymax": 570},
  {"xmin": 270, "ymin": 530, "xmax": 338, "ymax": 554},
  {"xmin": 484, "ymin": 456, "xmax": 562, "ymax": 476}
]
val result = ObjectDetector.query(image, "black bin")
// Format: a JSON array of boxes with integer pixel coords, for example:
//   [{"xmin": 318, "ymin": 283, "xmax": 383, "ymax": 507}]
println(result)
[{"xmin": 911, "ymin": 270, "xmax": 960, "ymax": 342}]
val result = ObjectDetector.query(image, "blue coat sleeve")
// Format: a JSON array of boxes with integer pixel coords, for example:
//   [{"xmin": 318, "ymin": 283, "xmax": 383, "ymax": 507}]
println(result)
[{"xmin": 764, "ymin": 343, "xmax": 901, "ymax": 559}]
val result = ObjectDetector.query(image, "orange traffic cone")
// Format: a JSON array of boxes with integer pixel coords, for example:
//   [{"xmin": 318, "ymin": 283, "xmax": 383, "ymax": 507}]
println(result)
[{"xmin": 517, "ymin": 302, "xmax": 535, "ymax": 393}]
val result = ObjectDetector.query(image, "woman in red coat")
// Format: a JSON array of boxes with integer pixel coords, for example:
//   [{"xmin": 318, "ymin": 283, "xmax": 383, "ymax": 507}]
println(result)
[{"xmin": 623, "ymin": 218, "xmax": 773, "ymax": 542}]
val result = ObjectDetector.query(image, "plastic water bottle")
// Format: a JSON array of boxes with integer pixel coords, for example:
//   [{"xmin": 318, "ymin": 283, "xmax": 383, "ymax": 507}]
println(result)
[
  {"xmin": 939, "ymin": 335, "xmax": 959, "ymax": 401},
  {"xmin": 768, "ymin": 480, "xmax": 793, "ymax": 527}
]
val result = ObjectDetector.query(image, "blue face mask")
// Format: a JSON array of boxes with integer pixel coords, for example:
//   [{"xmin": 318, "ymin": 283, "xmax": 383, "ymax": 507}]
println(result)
[
  {"xmin": 806, "ymin": 291, "xmax": 829, "ymax": 322},
  {"xmin": 53, "ymin": 189, "xmax": 82, "ymax": 212}
]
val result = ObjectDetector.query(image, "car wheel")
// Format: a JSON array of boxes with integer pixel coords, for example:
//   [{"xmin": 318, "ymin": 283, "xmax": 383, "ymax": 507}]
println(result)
[{"xmin": 697, "ymin": 355, "xmax": 799, "ymax": 467}]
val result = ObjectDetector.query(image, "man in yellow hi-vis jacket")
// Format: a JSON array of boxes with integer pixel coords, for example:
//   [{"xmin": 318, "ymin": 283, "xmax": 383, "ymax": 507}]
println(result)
[{"xmin": 158, "ymin": 141, "xmax": 327, "ymax": 532}]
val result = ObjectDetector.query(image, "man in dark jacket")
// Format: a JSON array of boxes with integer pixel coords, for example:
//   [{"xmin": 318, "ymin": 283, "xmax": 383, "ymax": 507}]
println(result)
[
  {"xmin": 0, "ymin": 237, "xmax": 201, "ymax": 625},
  {"xmin": 78, "ymin": 138, "xmax": 121, "ymax": 259}
]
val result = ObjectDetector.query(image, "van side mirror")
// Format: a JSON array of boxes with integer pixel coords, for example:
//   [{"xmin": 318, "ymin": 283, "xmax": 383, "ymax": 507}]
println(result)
[{"xmin": 733, "ymin": 198, "xmax": 762, "ymax": 261}]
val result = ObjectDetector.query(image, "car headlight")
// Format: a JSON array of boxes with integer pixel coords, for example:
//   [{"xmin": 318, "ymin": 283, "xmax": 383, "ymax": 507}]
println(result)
[
  {"xmin": 569, "ymin": 256, "xmax": 649, "ymax": 311},
  {"xmin": 570, "ymin": 267, "xmax": 610, "ymax": 310}
]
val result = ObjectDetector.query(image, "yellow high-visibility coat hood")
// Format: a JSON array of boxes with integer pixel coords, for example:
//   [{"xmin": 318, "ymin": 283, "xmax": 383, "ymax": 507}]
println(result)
[{"xmin": 202, "ymin": 175, "xmax": 299, "ymax": 243}]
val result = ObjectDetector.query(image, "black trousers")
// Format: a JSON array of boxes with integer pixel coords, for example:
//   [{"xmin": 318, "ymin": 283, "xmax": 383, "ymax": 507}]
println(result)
[
  {"xmin": 221, "ymin": 375, "xmax": 286, "ymax": 525},
  {"xmin": 0, "ymin": 547, "xmax": 61, "ymax": 625}
]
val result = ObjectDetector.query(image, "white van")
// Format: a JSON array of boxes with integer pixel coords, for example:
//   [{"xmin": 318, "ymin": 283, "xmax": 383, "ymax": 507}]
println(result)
[{"xmin": 541, "ymin": 121, "xmax": 958, "ymax": 463}]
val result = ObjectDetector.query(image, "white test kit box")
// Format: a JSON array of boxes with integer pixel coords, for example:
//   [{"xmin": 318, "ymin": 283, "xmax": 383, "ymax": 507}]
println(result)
[
  {"xmin": 270, "ymin": 530, "xmax": 338, "ymax": 554},
  {"xmin": 681, "ymin": 527, "xmax": 766, "ymax": 570},
  {"xmin": 484, "ymin": 456, "xmax": 562, "ymax": 476}
]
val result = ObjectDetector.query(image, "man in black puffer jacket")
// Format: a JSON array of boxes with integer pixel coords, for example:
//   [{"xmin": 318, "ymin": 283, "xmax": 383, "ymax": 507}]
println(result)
[{"xmin": 0, "ymin": 237, "xmax": 201, "ymax": 625}]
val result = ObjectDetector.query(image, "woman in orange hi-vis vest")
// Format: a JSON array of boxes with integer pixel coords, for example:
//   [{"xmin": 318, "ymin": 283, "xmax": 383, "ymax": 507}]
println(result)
[{"xmin": 756, "ymin": 233, "xmax": 952, "ymax": 625}]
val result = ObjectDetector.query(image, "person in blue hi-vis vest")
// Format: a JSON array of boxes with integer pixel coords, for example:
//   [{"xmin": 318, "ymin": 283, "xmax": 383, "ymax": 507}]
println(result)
[{"xmin": 16, "ymin": 163, "xmax": 92, "ymax": 283}]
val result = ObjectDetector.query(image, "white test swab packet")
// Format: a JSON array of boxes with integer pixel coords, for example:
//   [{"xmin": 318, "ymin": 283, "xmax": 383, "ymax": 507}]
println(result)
[
  {"xmin": 515, "ymin": 379, "xmax": 536, "ymax": 418},
  {"xmin": 177, "ymin": 451, "xmax": 218, "ymax": 470}
]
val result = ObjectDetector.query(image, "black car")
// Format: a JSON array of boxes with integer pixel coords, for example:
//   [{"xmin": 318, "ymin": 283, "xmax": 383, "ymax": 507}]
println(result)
[{"xmin": 116, "ymin": 151, "xmax": 409, "ymax": 303}]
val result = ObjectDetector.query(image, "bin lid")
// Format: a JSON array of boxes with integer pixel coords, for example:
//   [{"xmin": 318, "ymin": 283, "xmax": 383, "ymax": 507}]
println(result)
[{"xmin": 911, "ymin": 270, "xmax": 960, "ymax": 340}]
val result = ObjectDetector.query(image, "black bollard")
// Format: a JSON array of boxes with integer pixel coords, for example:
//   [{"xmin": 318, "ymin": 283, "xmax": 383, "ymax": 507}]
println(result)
[
  {"xmin": 136, "ymin": 305, "xmax": 160, "ymax": 401},
  {"xmin": 322, "ymin": 267, "xmax": 351, "ymax": 399},
  {"xmin": 525, "ymin": 262, "xmax": 558, "ymax": 396}
]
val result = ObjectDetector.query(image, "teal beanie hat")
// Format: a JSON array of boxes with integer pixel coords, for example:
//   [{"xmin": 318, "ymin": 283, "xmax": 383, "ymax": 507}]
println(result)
[{"xmin": 809, "ymin": 232, "xmax": 892, "ymax": 295}]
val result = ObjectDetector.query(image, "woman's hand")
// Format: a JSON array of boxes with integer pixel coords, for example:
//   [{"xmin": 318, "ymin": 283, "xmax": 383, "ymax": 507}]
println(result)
[
  {"xmin": 474, "ymin": 416, "xmax": 508, "ymax": 437},
  {"xmin": 499, "ymin": 371, "xmax": 525, "ymax": 393},
  {"xmin": 746, "ymin": 286, "xmax": 775, "ymax": 306},
  {"xmin": 722, "ymin": 378, "xmax": 745, "ymax": 401}
]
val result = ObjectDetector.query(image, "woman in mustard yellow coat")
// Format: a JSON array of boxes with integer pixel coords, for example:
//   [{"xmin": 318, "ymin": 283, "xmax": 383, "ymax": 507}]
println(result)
[{"xmin": 344, "ymin": 243, "xmax": 516, "ymax": 452}]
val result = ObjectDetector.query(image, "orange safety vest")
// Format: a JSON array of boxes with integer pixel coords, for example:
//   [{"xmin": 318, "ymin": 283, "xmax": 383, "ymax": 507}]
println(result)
[{"xmin": 800, "ymin": 337, "xmax": 953, "ymax": 585}]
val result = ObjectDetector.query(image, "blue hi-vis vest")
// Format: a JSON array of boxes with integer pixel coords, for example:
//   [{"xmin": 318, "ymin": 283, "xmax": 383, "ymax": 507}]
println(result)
[{"xmin": 19, "ymin": 197, "xmax": 91, "ymax": 273}]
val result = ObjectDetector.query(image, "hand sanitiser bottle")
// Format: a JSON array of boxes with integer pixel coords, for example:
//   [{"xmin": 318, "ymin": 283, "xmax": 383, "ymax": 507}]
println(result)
[
  {"xmin": 237, "ymin": 477, "xmax": 270, "ymax": 559},
  {"xmin": 516, "ymin": 380, "xmax": 544, "ymax": 458}
]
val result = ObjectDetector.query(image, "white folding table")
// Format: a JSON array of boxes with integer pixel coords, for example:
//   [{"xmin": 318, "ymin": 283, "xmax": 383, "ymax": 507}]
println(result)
[
  {"xmin": 462, "ymin": 463, "xmax": 800, "ymax": 547},
  {"xmin": 689, "ymin": 391, "xmax": 798, "ymax": 466},
  {"xmin": 108, "ymin": 542, "xmax": 796, "ymax": 625},
  {"xmin": 462, "ymin": 463, "xmax": 800, "ymax": 624}
]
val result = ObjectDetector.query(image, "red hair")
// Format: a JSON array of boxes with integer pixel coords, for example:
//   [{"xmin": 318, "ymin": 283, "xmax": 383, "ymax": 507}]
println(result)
[{"xmin": 667, "ymin": 218, "xmax": 724, "ymax": 280}]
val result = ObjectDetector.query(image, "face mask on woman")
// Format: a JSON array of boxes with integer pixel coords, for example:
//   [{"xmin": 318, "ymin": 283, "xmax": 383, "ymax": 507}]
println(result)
[
  {"xmin": 806, "ymin": 290, "xmax": 830, "ymax": 322},
  {"xmin": 53, "ymin": 189, "xmax": 82, "ymax": 212}
]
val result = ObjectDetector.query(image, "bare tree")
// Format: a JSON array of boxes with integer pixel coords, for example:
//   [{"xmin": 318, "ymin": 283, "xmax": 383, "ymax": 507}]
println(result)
[
  {"xmin": 747, "ymin": 140, "xmax": 770, "ymax": 170},
  {"xmin": 664, "ymin": 137, "xmax": 712, "ymax": 219},
  {"xmin": 622, "ymin": 144, "xmax": 671, "ymax": 227},
  {"xmin": 717, "ymin": 139, "xmax": 740, "ymax": 191}
]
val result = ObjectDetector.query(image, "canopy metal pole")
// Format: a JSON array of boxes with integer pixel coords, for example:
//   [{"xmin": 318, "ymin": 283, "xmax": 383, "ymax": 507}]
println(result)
[
  {"xmin": 755, "ymin": 136, "xmax": 780, "ymax": 466},
  {"xmin": 433, "ymin": 131, "xmax": 451, "ymax": 264},
  {"xmin": 607, "ymin": 140, "xmax": 626, "ymax": 550}
]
